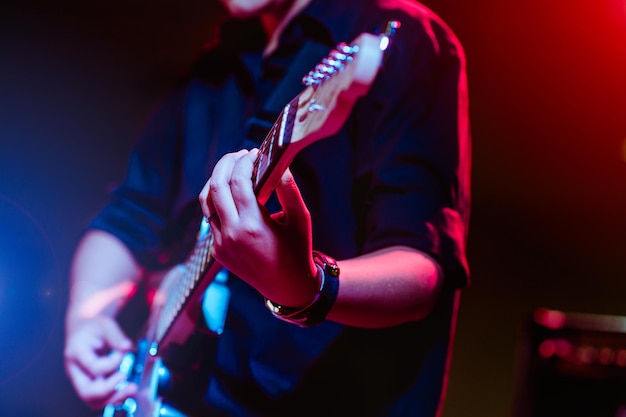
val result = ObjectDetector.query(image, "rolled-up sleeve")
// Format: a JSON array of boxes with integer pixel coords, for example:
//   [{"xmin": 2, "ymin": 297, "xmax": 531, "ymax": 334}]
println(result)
[{"xmin": 353, "ymin": 16, "xmax": 471, "ymax": 288}]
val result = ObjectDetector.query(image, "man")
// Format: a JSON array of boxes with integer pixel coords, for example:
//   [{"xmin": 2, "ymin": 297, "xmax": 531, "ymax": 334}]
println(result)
[{"xmin": 64, "ymin": 0, "xmax": 471, "ymax": 416}]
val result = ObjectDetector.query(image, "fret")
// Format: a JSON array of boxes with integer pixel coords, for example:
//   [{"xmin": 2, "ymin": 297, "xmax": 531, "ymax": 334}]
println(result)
[
  {"xmin": 251, "ymin": 97, "xmax": 298, "ymax": 196},
  {"xmin": 153, "ymin": 220, "xmax": 215, "ymax": 343}
]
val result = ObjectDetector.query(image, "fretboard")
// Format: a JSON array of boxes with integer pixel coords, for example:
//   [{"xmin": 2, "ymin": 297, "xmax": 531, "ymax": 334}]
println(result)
[
  {"xmin": 150, "ymin": 96, "xmax": 301, "ymax": 344},
  {"xmin": 252, "ymin": 96, "xmax": 300, "ymax": 204},
  {"xmin": 153, "ymin": 219, "xmax": 214, "ymax": 343}
]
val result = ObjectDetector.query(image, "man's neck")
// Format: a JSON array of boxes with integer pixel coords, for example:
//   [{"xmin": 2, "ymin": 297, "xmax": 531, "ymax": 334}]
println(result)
[{"xmin": 260, "ymin": 0, "xmax": 312, "ymax": 56}]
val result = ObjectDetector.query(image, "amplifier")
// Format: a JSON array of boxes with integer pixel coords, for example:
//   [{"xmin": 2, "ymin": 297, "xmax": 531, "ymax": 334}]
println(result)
[{"xmin": 513, "ymin": 308, "xmax": 626, "ymax": 417}]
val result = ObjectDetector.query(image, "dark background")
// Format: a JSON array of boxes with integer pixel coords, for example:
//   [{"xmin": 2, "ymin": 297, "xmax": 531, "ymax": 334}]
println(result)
[{"xmin": 1, "ymin": 0, "xmax": 625, "ymax": 416}]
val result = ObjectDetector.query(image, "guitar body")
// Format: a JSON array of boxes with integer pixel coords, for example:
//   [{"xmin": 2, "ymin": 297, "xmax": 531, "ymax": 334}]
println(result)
[{"xmin": 102, "ymin": 28, "xmax": 393, "ymax": 417}]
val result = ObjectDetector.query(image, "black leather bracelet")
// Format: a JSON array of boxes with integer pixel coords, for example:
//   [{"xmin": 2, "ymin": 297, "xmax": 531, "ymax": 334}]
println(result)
[{"xmin": 265, "ymin": 251, "xmax": 340, "ymax": 328}]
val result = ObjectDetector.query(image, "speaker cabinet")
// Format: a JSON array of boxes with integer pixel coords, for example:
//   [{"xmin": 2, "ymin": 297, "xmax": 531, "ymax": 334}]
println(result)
[{"xmin": 513, "ymin": 308, "xmax": 626, "ymax": 417}]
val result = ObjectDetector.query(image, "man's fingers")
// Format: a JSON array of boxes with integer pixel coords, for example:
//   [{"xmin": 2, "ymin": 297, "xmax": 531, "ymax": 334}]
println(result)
[
  {"xmin": 199, "ymin": 177, "xmax": 212, "ymax": 220},
  {"xmin": 102, "ymin": 318, "xmax": 132, "ymax": 352},
  {"xmin": 229, "ymin": 149, "xmax": 260, "ymax": 219},
  {"xmin": 107, "ymin": 381, "xmax": 139, "ymax": 408},
  {"xmin": 67, "ymin": 362, "xmax": 132, "ymax": 409},
  {"xmin": 73, "ymin": 347, "xmax": 126, "ymax": 378},
  {"xmin": 65, "ymin": 318, "xmax": 132, "ymax": 379},
  {"xmin": 207, "ymin": 149, "xmax": 248, "ymax": 227},
  {"xmin": 275, "ymin": 168, "xmax": 310, "ymax": 227}
]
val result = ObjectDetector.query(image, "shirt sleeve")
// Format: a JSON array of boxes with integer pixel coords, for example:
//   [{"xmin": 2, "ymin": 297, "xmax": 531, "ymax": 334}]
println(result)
[
  {"xmin": 89, "ymin": 88, "xmax": 187, "ymax": 270},
  {"xmin": 351, "ymin": 15, "xmax": 471, "ymax": 288}
]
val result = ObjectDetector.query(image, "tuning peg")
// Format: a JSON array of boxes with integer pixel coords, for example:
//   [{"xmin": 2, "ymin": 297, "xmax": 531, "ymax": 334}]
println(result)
[
  {"xmin": 302, "ymin": 69, "xmax": 326, "ymax": 86},
  {"xmin": 302, "ymin": 41, "xmax": 362, "ymax": 87},
  {"xmin": 379, "ymin": 20, "xmax": 401, "ymax": 52}
]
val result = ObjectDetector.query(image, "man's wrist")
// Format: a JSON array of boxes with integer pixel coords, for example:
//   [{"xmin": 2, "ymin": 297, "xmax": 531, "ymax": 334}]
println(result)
[{"xmin": 265, "ymin": 251, "xmax": 340, "ymax": 328}]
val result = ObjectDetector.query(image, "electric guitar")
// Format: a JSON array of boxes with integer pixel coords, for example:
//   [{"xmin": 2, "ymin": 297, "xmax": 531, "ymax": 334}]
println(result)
[{"xmin": 103, "ymin": 23, "xmax": 398, "ymax": 417}]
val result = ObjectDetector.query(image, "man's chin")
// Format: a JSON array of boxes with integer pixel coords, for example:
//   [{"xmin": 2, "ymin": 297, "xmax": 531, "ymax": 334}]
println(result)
[{"xmin": 219, "ymin": 0, "xmax": 271, "ymax": 19}]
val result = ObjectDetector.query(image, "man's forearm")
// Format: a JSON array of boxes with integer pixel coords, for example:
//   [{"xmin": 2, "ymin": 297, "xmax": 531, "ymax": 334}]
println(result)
[
  {"xmin": 327, "ymin": 245, "xmax": 444, "ymax": 328},
  {"xmin": 66, "ymin": 230, "xmax": 144, "ymax": 333}
]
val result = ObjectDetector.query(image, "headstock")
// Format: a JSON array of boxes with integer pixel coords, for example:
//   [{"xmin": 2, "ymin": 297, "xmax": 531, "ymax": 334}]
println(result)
[
  {"xmin": 252, "ymin": 25, "xmax": 398, "ymax": 203},
  {"xmin": 290, "ymin": 32, "xmax": 385, "ymax": 148}
]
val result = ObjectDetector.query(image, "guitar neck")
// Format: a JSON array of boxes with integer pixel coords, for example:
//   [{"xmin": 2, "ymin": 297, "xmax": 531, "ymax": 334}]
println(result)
[
  {"xmin": 149, "ymin": 30, "xmax": 387, "ymax": 348},
  {"xmin": 148, "ymin": 97, "xmax": 302, "ymax": 346},
  {"xmin": 252, "ymin": 96, "xmax": 301, "ymax": 204},
  {"xmin": 147, "ymin": 220, "xmax": 216, "ymax": 345}
]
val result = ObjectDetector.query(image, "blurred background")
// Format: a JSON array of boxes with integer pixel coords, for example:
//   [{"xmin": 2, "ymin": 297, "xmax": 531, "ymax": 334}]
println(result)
[{"xmin": 0, "ymin": 0, "xmax": 625, "ymax": 415}]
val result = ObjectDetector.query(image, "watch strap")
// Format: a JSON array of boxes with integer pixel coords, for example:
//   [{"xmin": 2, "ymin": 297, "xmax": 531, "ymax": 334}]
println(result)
[{"xmin": 265, "ymin": 251, "xmax": 340, "ymax": 327}]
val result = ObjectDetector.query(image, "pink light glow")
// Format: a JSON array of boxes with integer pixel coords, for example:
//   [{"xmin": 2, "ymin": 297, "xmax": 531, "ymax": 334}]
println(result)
[
  {"xmin": 533, "ymin": 308, "xmax": 566, "ymax": 329},
  {"xmin": 75, "ymin": 282, "xmax": 137, "ymax": 319}
]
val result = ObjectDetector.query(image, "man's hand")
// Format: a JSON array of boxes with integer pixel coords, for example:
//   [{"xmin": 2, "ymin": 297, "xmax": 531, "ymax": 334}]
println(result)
[
  {"xmin": 199, "ymin": 149, "xmax": 320, "ymax": 308},
  {"xmin": 64, "ymin": 316, "xmax": 137, "ymax": 410}
]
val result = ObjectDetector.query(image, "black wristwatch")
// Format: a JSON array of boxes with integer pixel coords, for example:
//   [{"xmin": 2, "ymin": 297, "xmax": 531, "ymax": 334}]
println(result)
[{"xmin": 265, "ymin": 251, "xmax": 340, "ymax": 328}]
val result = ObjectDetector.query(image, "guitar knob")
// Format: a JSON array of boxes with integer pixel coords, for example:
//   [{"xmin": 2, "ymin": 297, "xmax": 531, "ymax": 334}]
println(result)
[
  {"xmin": 102, "ymin": 397, "xmax": 137, "ymax": 417},
  {"xmin": 156, "ymin": 402, "xmax": 189, "ymax": 417},
  {"xmin": 156, "ymin": 361, "xmax": 173, "ymax": 393}
]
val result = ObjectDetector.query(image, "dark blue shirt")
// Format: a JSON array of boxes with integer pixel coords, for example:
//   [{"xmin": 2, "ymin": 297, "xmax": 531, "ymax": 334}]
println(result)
[{"xmin": 91, "ymin": 0, "xmax": 471, "ymax": 415}]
